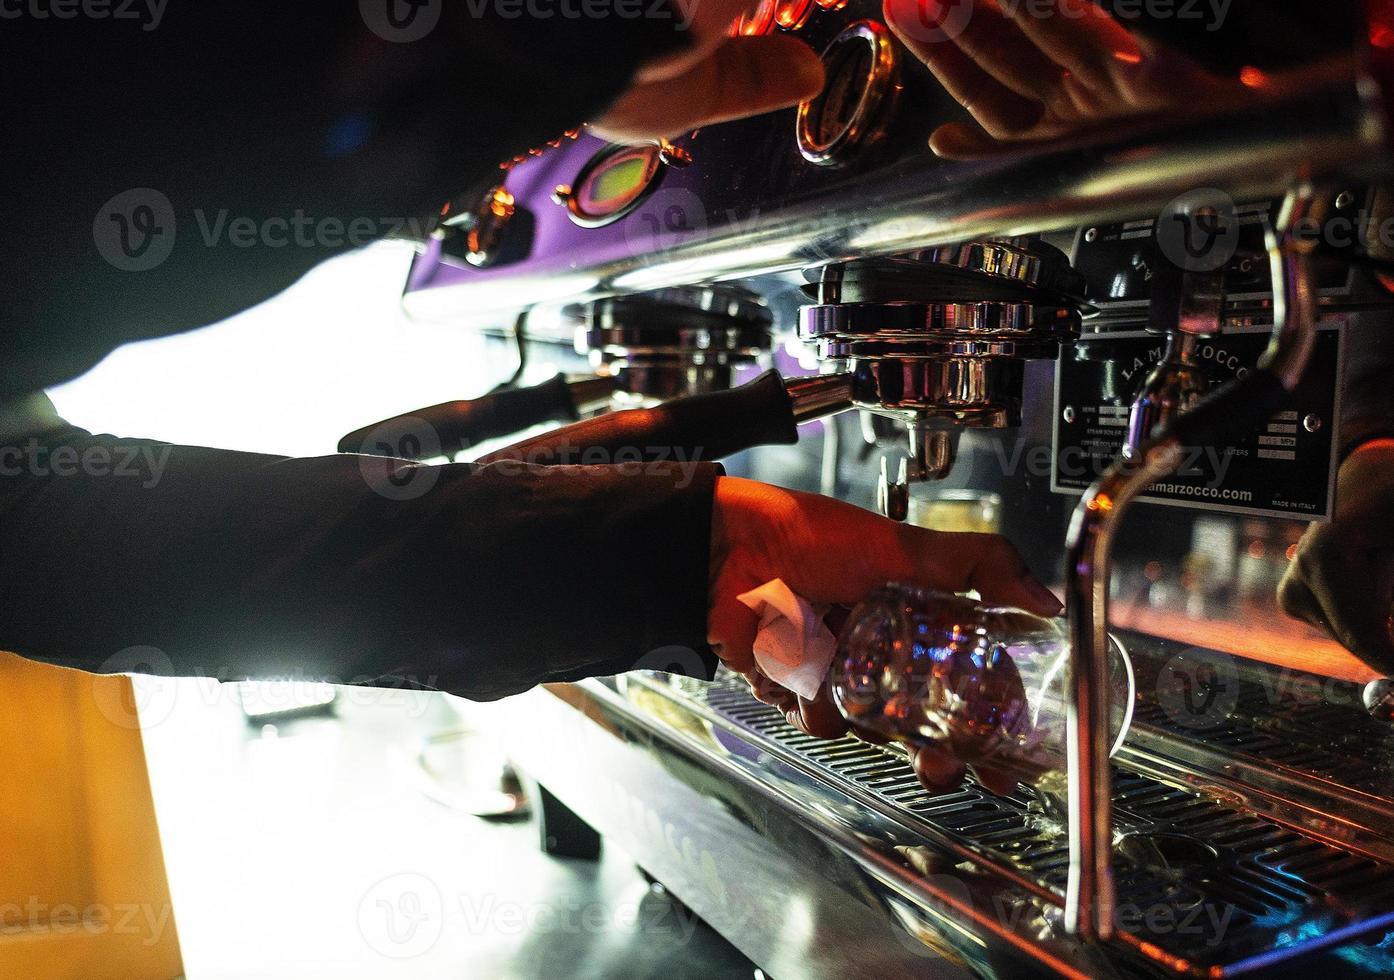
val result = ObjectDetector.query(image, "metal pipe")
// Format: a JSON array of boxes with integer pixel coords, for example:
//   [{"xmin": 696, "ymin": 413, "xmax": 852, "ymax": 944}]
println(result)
[
  {"xmin": 786, "ymin": 372, "xmax": 857, "ymax": 423},
  {"xmin": 1061, "ymin": 184, "xmax": 1323, "ymax": 940}
]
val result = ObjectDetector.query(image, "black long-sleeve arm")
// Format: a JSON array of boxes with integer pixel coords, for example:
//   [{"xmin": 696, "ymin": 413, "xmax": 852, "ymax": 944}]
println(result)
[
  {"xmin": 1340, "ymin": 303, "xmax": 1394, "ymax": 458},
  {"xmin": 0, "ymin": 424, "xmax": 720, "ymax": 698}
]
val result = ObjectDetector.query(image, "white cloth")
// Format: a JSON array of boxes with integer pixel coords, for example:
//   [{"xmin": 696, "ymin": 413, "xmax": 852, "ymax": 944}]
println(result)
[{"xmin": 735, "ymin": 579, "xmax": 838, "ymax": 700}]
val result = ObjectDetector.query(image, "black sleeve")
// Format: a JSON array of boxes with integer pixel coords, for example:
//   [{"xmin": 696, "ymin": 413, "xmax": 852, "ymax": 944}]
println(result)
[
  {"xmin": 1339, "ymin": 297, "xmax": 1394, "ymax": 458},
  {"xmin": 2, "ymin": 3, "xmax": 692, "ymax": 399},
  {"xmin": 0, "ymin": 429, "xmax": 720, "ymax": 700}
]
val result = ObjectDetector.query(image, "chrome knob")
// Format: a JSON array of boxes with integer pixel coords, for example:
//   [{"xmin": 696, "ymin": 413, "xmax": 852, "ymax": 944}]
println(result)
[{"xmin": 1364, "ymin": 679, "xmax": 1394, "ymax": 722}]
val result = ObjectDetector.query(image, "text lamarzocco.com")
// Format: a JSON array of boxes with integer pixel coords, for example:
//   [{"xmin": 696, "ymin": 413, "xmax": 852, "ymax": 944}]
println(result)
[{"xmin": 1151, "ymin": 483, "xmax": 1254, "ymax": 502}]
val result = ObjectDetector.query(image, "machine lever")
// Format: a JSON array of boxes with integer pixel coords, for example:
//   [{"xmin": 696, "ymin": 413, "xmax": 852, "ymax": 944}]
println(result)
[
  {"xmin": 479, "ymin": 370, "xmax": 854, "ymax": 467},
  {"xmin": 338, "ymin": 373, "xmax": 617, "ymax": 459}
]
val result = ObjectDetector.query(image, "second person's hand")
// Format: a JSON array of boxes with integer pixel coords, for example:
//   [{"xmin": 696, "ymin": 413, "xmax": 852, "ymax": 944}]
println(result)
[
  {"xmin": 882, "ymin": 0, "xmax": 1240, "ymax": 158},
  {"xmin": 594, "ymin": 0, "xmax": 826, "ymax": 141}
]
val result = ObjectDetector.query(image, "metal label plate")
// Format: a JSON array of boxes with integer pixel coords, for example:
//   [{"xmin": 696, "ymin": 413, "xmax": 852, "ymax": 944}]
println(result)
[{"xmin": 1051, "ymin": 324, "xmax": 1343, "ymax": 520}]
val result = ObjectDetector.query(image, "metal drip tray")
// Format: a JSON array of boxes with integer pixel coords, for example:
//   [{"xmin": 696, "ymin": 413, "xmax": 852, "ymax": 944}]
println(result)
[
  {"xmin": 630, "ymin": 670, "xmax": 1394, "ymax": 975},
  {"xmin": 1131, "ymin": 678, "xmax": 1394, "ymax": 795}
]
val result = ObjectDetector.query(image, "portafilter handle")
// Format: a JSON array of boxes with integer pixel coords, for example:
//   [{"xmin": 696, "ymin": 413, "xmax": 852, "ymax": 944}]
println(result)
[
  {"xmin": 338, "ymin": 373, "xmax": 618, "ymax": 459},
  {"xmin": 478, "ymin": 370, "xmax": 854, "ymax": 467}
]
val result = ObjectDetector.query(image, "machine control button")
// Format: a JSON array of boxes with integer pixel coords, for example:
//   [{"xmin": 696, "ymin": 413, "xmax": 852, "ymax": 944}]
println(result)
[
  {"xmin": 774, "ymin": 0, "xmax": 813, "ymax": 30},
  {"xmin": 797, "ymin": 20, "xmax": 900, "ymax": 166},
  {"xmin": 732, "ymin": 0, "xmax": 777, "ymax": 35},
  {"xmin": 657, "ymin": 139, "xmax": 692, "ymax": 168},
  {"xmin": 436, "ymin": 184, "xmax": 516, "ymax": 268}
]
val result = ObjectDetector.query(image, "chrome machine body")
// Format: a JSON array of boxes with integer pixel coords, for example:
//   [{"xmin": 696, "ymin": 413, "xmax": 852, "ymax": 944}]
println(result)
[{"xmin": 408, "ymin": 2, "xmax": 1394, "ymax": 975}]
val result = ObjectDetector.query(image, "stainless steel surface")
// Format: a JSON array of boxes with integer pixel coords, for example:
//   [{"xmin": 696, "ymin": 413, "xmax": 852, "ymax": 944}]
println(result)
[
  {"xmin": 801, "ymin": 300, "xmax": 1078, "ymax": 356},
  {"xmin": 473, "ymin": 283, "xmax": 1393, "ymax": 974},
  {"xmin": 571, "ymin": 285, "xmax": 775, "ymax": 399},
  {"xmin": 479, "ymin": 677, "xmax": 1098, "ymax": 979},
  {"xmin": 1061, "ymin": 185, "xmax": 1326, "ymax": 941},
  {"xmin": 475, "ymin": 669, "xmax": 1394, "ymax": 977},
  {"xmin": 878, "ymin": 454, "xmax": 911, "ymax": 521},
  {"xmin": 785, "ymin": 372, "xmax": 857, "ymax": 423},
  {"xmin": 681, "ymin": 669, "xmax": 1394, "ymax": 974},
  {"xmin": 906, "ymin": 240, "xmax": 1087, "ymax": 299},
  {"xmin": 799, "ymin": 258, "xmax": 1082, "ymax": 515},
  {"xmin": 404, "ymin": 88, "xmax": 1388, "ymax": 323},
  {"xmin": 565, "ymin": 374, "xmax": 624, "ymax": 415},
  {"xmin": 906, "ymin": 426, "xmax": 955, "ymax": 484}
]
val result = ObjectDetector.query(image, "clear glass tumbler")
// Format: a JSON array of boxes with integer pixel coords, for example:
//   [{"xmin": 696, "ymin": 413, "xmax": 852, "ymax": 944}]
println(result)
[{"xmin": 831, "ymin": 583, "xmax": 1135, "ymax": 787}]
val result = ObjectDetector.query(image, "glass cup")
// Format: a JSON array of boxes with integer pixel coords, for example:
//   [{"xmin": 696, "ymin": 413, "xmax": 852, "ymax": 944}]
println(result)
[{"xmin": 830, "ymin": 583, "xmax": 1135, "ymax": 788}]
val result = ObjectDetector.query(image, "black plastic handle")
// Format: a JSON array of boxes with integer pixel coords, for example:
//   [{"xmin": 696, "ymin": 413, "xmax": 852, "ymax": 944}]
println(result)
[
  {"xmin": 478, "ymin": 370, "xmax": 800, "ymax": 466},
  {"xmin": 338, "ymin": 373, "xmax": 581, "ymax": 458}
]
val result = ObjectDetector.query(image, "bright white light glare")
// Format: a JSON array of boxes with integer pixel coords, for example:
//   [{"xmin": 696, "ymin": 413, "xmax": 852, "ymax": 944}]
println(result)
[
  {"xmin": 402, "ymin": 272, "xmax": 601, "ymax": 325},
  {"xmin": 609, "ymin": 242, "xmax": 797, "ymax": 292},
  {"xmin": 48, "ymin": 243, "xmax": 518, "ymax": 458},
  {"xmin": 236, "ymin": 680, "xmax": 337, "ymax": 718}
]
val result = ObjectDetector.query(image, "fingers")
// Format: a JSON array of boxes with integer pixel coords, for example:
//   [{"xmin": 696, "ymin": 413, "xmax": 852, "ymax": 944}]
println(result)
[
  {"xmin": 735, "ymin": 669, "xmax": 848, "ymax": 738},
  {"xmin": 633, "ymin": 0, "xmax": 759, "ymax": 82},
  {"xmin": 999, "ymin": 0, "xmax": 1141, "ymax": 92},
  {"xmin": 885, "ymin": 0, "xmax": 1047, "ymax": 140},
  {"xmin": 850, "ymin": 724, "xmax": 893, "ymax": 746},
  {"xmin": 928, "ymin": 120, "xmax": 1018, "ymax": 158},
  {"xmin": 971, "ymin": 764, "xmax": 1021, "ymax": 796},
  {"xmin": 909, "ymin": 746, "xmax": 1019, "ymax": 795},
  {"xmin": 934, "ymin": 0, "xmax": 1066, "ymax": 103},
  {"xmin": 750, "ymin": 670, "xmax": 795, "ymax": 706},
  {"xmin": 707, "ymin": 589, "xmax": 759, "ymax": 675},
  {"xmin": 910, "ymin": 744, "xmax": 967, "ymax": 792},
  {"xmin": 1296, "ymin": 537, "xmax": 1394, "ymax": 674},
  {"xmin": 794, "ymin": 681, "xmax": 850, "ymax": 739},
  {"xmin": 748, "ymin": 671, "xmax": 849, "ymax": 738},
  {"xmin": 1277, "ymin": 558, "xmax": 1327, "ymax": 630},
  {"xmin": 905, "ymin": 528, "xmax": 1063, "ymax": 616},
  {"xmin": 594, "ymin": 35, "xmax": 824, "ymax": 142}
]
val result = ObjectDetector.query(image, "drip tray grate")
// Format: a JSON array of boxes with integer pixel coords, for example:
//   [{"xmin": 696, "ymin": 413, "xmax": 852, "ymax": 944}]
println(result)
[{"xmin": 652, "ymin": 672, "xmax": 1394, "ymax": 973}]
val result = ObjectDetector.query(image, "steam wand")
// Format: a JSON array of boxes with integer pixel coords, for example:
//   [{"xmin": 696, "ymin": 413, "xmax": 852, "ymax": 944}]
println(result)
[{"xmin": 1062, "ymin": 184, "xmax": 1325, "ymax": 940}]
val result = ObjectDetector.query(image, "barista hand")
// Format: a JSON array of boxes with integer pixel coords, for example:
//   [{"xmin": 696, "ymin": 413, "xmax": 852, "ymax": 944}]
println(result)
[
  {"xmin": 708, "ymin": 476, "xmax": 1061, "ymax": 793},
  {"xmin": 593, "ymin": 0, "xmax": 825, "ymax": 141},
  {"xmin": 1278, "ymin": 440, "xmax": 1394, "ymax": 675},
  {"xmin": 882, "ymin": 0, "xmax": 1241, "ymax": 158}
]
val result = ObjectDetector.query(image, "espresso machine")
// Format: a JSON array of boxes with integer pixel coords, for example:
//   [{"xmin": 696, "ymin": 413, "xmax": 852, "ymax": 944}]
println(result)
[{"xmin": 380, "ymin": 2, "xmax": 1394, "ymax": 974}]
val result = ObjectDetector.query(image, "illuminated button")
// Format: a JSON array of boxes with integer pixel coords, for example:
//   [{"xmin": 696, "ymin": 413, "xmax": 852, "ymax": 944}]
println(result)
[
  {"xmin": 796, "ymin": 20, "xmax": 899, "ymax": 167},
  {"xmin": 464, "ymin": 186, "xmax": 515, "ymax": 267},
  {"xmin": 556, "ymin": 143, "xmax": 665, "ymax": 228},
  {"xmin": 731, "ymin": 0, "xmax": 777, "ymax": 35},
  {"xmin": 774, "ymin": 0, "xmax": 813, "ymax": 29}
]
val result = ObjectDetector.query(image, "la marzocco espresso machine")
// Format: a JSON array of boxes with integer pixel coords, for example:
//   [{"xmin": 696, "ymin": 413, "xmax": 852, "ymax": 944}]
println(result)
[{"xmin": 364, "ymin": 1, "xmax": 1394, "ymax": 974}]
